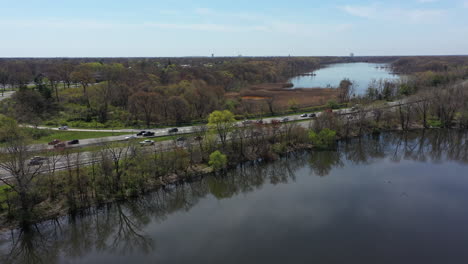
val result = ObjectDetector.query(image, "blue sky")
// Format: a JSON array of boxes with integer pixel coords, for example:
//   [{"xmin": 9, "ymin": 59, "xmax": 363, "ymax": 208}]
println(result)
[{"xmin": 1, "ymin": 0, "xmax": 467, "ymax": 57}]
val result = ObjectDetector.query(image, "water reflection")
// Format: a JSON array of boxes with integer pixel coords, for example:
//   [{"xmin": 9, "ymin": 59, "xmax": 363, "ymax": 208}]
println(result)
[
  {"xmin": 0, "ymin": 130, "xmax": 467, "ymax": 263},
  {"xmin": 289, "ymin": 62, "xmax": 399, "ymax": 93}
]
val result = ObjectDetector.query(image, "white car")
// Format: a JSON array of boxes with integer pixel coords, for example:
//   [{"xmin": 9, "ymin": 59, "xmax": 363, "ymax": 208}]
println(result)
[
  {"xmin": 58, "ymin": 125, "xmax": 69, "ymax": 130},
  {"xmin": 125, "ymin": 135, "xmax": 137, "ymax": 140},
  {"xmin": 139, "ymin": 139, "xmax": 155, "ymax": 146}
]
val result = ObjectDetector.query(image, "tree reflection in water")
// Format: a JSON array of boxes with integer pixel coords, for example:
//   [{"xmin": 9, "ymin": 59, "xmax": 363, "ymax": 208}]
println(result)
[{"xmin": 0, "ymin": 130, "xmax": 466, "ymax": 263}]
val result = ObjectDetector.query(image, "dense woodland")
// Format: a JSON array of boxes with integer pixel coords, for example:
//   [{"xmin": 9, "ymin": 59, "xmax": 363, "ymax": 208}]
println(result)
[{"xmin": 1, "ymin": 56, "xmax": 467, "ymax": 128}]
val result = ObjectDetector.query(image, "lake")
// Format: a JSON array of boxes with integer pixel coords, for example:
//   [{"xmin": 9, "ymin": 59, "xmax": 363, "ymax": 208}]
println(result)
[
  {"xmin": 1, "ymin": 130, "xmax": 468, "ymax": 264},
  {"xmin": 289, "ymin": 62, "xmax": 400, "ymax": 94}
]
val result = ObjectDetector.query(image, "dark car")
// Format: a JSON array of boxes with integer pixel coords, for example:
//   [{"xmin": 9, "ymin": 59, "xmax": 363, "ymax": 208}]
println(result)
[
  {"xmin": 28, "ymin": 156, "xmax": 47, "ymax": 166},
  {"xmin": 256, "ymin": 120, "xmax": 264, "ymax": 124},
  {"xmin": 309, "ymin": 113, "xmax": 316, "ymax": 118},
  {"xmin": 282, "ymin": 117, "xmax": 289, "ymax": 122},
  {"xmin": 68, "ymin": 139, "xmax": 80, "ymax": 145},
  {"xmin": 168, "ymin": 128, "xmax": 178, "ymax": 133},
  {"xmin": 143, "ymin": 131, "xmax": 155, "ymax": 137},
  {"xmin": 136, "ymin": 131, "xmax": 146, "ymax": 136},
  {"xmin": 300, "ymin": 113, "xmax": 308, "ymax": 118}
]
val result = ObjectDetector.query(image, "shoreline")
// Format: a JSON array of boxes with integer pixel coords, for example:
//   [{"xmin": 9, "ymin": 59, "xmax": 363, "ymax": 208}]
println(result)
[{"xmin": 1, "ymin": 126, "xmax": 461, "ymax": 231}]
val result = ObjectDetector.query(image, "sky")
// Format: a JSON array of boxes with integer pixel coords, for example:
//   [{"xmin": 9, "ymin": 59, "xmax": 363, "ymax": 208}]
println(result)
[{"xmin": 1, "ymin": 0, "xmax": 467, "ymax": 57}]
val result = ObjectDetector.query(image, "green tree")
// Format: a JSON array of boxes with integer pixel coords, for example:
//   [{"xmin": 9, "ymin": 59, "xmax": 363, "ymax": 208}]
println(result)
[
  {"xmin": 208, "ymin": 110, "xmax": 236, "ymax": 147},
  {"xmin": 309, "ymin": 128, "xmax": 337, "ymax": 149},
  {"xmin": 209, "ymin": 151, "xmax": 227, "ymax": 171}
]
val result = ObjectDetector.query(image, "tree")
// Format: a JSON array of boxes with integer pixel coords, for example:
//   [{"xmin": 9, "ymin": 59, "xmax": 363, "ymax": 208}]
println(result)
[
  {"xmin": 0, "ymin": 117, "xmax": 41, "ymax": 224},
  {"xmin": 71, "ymin": 63, "xmax": 96, "ymax": 110},
  {"xmin": 57, "ymin": 62, "xmax": 75, "ymax": 89},
  {"xmin": 265, "ymin": 96, "xmax": 276, "ymax": 115},
  {"xmin": 209, "ymin": 151, "xmax": 227, "ymax": 171},
  {"xmin": 44, "ymin": 65, "xmax": 61, "ymax": 102},
  {"xmin": 338, "ymin": 79, "xmax": 355, "ymax": 103},
  {"xmin": 208, "ymin": 110, "xmax": 236, "ymax": 147},
  {"xmin": 309, "ymin": 128, "xmax": 337, "ymax": 149},
  {"xmin": 0, "ymin": 68, "xmax": 9, "ymax": 96},
  {"xmin": 413, "ymin": 90, "xmax": 432, "ymax": 128},
  {"xmin": 168, "ymin": 96, "xmax": 190, "ymax": 125},
  {"xmin": 129, "ymin": 92, "xmax": 161, "ymax": 127},
  {"xmin": 11, "ymin": 90, "xmax": 47, "ymax": 126}
]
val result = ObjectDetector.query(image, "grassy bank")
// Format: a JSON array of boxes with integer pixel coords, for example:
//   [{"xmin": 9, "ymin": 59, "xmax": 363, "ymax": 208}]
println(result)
[{"xmin": 27, "ymin": 129, "xmax": 131, "ymax": 144}]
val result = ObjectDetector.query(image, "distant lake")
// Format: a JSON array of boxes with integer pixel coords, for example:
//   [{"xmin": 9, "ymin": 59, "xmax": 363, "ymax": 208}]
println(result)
[
  {"xmin": 289, "ymin": 62, "xmax": 400, "ymax": 94},
  {"xmin": 1, "ymin": 130, "xmax": 468, "ymax": 264}
]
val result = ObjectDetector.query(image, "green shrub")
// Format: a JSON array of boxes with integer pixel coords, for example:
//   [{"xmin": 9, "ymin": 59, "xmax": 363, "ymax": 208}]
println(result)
[
  {"xmin": 272, "ymin": 143, "xmax": 287, "ymax": 154},
  {"xmin": 309, "ymin": 128, "xmax": 337, "ymax": 149},
  {"xmin": 209, "ymin": 151, "xmax": 228, "ymax": 171},
  {"xmin": 427, "ymin": 118, "xmax": 443, "ymax": 128},
  {"xmin": 327, "ymin": 100, "xmax": 340, "ymax": 109}
]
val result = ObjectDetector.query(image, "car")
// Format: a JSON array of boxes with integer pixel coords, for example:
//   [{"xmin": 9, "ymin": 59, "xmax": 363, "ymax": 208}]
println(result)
[
  {"xmin": 124, "ymin": 135, "xmax": 137, "ymax": 140},
  {"xmin": 282, "ymin": 117, "xmax": 289, "ymax": 122},
  {"xmin": 139, "ymin": 139, "xmax": 155, "ymax": 146},
  {"xmin": 67, "ymin": 139, "xmax": 80, "ymax": 145},
  {"xmin": 143, "ymin": 131, "xmax": 155, "ymax": 137},
  {"xmin": 54, "ymin": 142, "xmax": 66, "ymax": 149},
  {"xmin": 58, "ymin": 125, "xmax": 69, "ymax": 130},
  {"xmin": 256, "ymin": 120, "xmax": 264, "ymax": 124},
  {"xmin": 136, "ymin": 131, "xmax": 146, "ymax": 136},
  {"xmin": 177, "ymin": 137, "xmax": 187, "ymax": 142},
  {"xmin": 168, "ymin": 128, "xmax": 178, "ymax": 133},
  {"xmin": 300, "ymin": 113, "xmax": 308, "ymax": 118},
  {"xmin": 347, "ymin": 115, "xmax": 354, "ymax": 120},
  {"xmin": 48, "ymin": 139, "xmax": 61, "ymax": 145},
  {"xmin": 309, "ymin": 113, "xmax": 316, "ymax": 118},
  {"xmin": 28, "ymin": 156, "xmax": 47, "ymax": 166}
]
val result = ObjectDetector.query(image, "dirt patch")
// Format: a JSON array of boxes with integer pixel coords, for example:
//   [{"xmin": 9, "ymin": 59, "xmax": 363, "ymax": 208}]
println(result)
[
  {"xmin": 241, "ymin": 96, "xmax": 269, "ymax": 100},
  {"xmin": 230, "ymin": 82, "xmax": 339, "ymax": 113}
]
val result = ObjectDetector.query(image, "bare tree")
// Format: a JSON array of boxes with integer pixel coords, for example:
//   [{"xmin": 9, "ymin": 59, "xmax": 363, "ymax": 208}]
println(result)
[{"xmin": 0, "ymin": 125, "xmax": 41, "ymax": 224}]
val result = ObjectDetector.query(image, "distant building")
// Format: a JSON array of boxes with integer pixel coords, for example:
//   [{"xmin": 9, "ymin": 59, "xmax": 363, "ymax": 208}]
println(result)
[{"xmin": 350, "ymin": 53, "xmax": 355, "ymax": 57}]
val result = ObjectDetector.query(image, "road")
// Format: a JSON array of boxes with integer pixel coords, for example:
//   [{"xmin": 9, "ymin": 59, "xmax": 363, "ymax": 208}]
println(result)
[
  {"xmin": 0, "ymin": 91, "xmax": 14, "ymax": 101},
  {"xmin": 21, "ymin": 98, "xmax": 412, "ymax": 152},
  {"xmin": 0, "ymin": 99, "xmax": 413, "ymax": 180}
]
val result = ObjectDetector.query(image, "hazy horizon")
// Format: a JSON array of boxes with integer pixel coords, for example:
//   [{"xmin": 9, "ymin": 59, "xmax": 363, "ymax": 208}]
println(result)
[{"xmin": 1, "ymin": 0, "xmax": 468, "ymax": 57}]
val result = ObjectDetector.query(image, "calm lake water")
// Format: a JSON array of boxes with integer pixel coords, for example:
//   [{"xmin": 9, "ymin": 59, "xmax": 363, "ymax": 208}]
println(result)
[
  {"xmin": 289, "ymin": 62, "xmax": 400, "ymax": 94},
  {"xmin": 1, "ymin": 130, "xmax": 468, "ymax": 264}
]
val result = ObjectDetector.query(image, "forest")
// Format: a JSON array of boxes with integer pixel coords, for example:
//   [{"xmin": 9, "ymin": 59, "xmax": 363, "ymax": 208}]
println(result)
[{"xmin": 1, "ymin": 56, "xmax": 467, "ymax": 128}]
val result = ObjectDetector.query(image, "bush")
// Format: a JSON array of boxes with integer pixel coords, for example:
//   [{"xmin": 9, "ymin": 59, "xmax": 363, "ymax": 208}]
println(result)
[
  {"xmin": 309, "ymin": 128, "xmax": 337, "ymax": 149},
  {"xmin": 209, "ymin": 151, "xmax": 228, "ymax": 171},
  {"xmin": 327, "ymin": 100, "xmax": 340, "ymax": 109},
  {"xmin": 427, "ymin": 118, "xmax": 443, "ymax": 128},
  {"xmin": 272, "ymin": 142, "xmax": 287, "ymax": 154}
]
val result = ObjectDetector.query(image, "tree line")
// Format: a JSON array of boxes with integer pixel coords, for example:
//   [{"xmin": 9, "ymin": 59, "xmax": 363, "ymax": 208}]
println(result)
[{"xmin": 0, "ymin": 57, "xmax": 328, "ymax": 127}]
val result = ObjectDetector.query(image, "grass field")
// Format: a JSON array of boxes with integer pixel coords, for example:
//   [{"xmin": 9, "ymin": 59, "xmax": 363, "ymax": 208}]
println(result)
[{"xmin": 31, "ymin": 130, "xmax": 131, "ymax": 144}]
